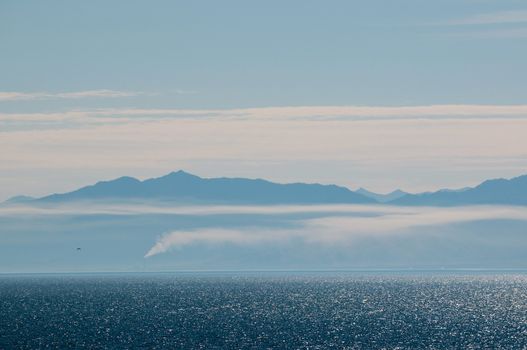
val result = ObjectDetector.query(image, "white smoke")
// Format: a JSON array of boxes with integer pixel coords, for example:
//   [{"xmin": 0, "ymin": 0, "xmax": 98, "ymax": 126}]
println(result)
[{"xmin": 144, "ymin": 228, "xmax": 289, "ymax": 258}]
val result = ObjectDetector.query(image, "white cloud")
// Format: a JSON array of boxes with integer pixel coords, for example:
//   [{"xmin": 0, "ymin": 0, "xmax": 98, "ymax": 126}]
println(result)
[
  {"xmin": 446, "ymin": 10, "xmax": 527, "ymax": 26},
  {"xmin": 230, "ymin": 105, "xmax": 527, "ymax": 119},
  {"xmin": 1, "ymin": 105, "xmax": 527, "ymax": 197},
  {"xmin": 0, "ymin": 203, "xmax": 400, "ymax": 217},
  {"xmin": 143, "ymin": 205, "xmax": 527, "ymax": 257},
  {"xmin": 448, "ymin": 28, "xmax": 527, "ymax": 39},
  {"xmin": 2, "ymin": 113, "xmax": 525, "ymax": 163},
  {"xmin": 0, "ymin": 89, "xmax": 141, "ymax": 101},
  {"xmin": 2, "ymin": 201, "xmax": 526, "ymax": 258},
  {"xmin": 431, "ymin": 11, "xmax": 527, "ymax": 39},
  {"xmin": 2, "ymin": 104, "xmax": 527, "ymax": 124},
  {"xmin": 0, "ymin": 104, "xmax": 527, "ymax": 123}
]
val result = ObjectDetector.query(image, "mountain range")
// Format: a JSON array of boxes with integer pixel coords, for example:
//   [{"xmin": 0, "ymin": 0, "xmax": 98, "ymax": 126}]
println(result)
[
  {"xmin": 5, "ymin": 170, "xmax": 527, "ymax": 206},
  {"xmin": 32, "ymin": 170, "xmax": 374, "ymax": 204},
  {"xmin": 392, "ymin": 174, "xmax": 527, "ymax": 206}
]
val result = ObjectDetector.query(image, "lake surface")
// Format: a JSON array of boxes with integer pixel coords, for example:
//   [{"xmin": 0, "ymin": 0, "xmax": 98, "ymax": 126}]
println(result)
[{"xmin": 1, "ymin": 272, "xmax": 527, "ymax": 349}]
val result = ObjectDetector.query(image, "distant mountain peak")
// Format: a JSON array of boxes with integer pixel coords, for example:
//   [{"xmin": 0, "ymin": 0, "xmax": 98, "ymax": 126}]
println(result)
[
  {"xmin": 112, "ymin": 176, "xmax": 141, "ymax": 183},
  {"xmin": 147, "ymin": 170, "xmax": 202, "ymax": 184},
  {"xmin": 172, "ymin": 170, "xmax": 191, "ymax": 175},
  {"xmin": 356, "ymin": 188, "xmax": 407, "ymax": 203},
  {"xmin": 167, "ymin": 170, "xmax": 200, "ymax": 178}
]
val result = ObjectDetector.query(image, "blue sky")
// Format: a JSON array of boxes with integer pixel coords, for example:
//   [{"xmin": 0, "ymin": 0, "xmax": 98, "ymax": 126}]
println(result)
[
  {"xmin": 1, "ymin": 0, "xmax": 527, "ymax": 200},
  {"xmin": 2, "ymin": 0, "xmax": 527, "ymax": 107}
]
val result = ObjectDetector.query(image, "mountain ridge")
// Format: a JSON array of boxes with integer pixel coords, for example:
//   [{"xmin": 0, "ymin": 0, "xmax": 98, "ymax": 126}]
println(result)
[
  {"xmin": 356, "ymin": 188, "xmax": 407, "ymax": 203},
  {"xmin": 34, "ymin": 170, "xmax": 375, "ymax": 205},
  {"xmin": 4, "ymin": 171, "xmax": 527, "ymax": 206},
  {"xmin": 392, "ymin": 174, "xmax": 527, "ymax": 206}
]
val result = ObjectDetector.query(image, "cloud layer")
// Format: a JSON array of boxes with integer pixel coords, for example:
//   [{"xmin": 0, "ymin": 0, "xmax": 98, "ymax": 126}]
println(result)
[
  {"xmin": 4, "ymin": 202, "xmax": 526, "ymax": 260},
  {"xmin": 0, "ymin": 90, "xmax": 140, "ymax": 101},
  {"xmin": 143, "ymin": 204, "xmax": 527, "ymax": 257},
  {"xmin": 446, "ymin": 10, "xmax": 527, "ymax": 26},
  {"xmin": 3, "ymin": 104, "xmax": 527, "ymax": 124},
  {"xmin": 2, "ymin": 103, "xmax": 527, "ymax": 199}
]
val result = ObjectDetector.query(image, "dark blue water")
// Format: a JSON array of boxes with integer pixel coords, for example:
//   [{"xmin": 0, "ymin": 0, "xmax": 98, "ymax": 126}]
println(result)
[{"xmin": 1, "ymin": 272, "xmax": 527, "ymax": 349}]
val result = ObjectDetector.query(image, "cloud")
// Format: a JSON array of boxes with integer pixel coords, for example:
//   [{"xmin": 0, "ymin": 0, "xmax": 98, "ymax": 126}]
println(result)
[
  {"xmin": 3, "ymin": 104, "xmax": 527, "ymax": 124},
  {"xmin": 143, "ymin": 205, "xmax": 527, "ymax": 257},
  {"xmin": 1, "ymin": 105, "xmax": 527, "ymax": 198},
  {"xmin": 447, "ymin": 28, "xmax": 527, "ymax": 39},
  {"xmin": 2, "ymin": 202, "xmax": 526, "ymax": 259},
  {"xmin": 0, "ymin": 202, "xmax": 387, "ymax": 216},
  {"xmin": 2, "ymin": 104, "xmax": 527, "ymax": 198},
  {"xmin": 231, "ymin": 105, "xmax": 527, "ymax": 119},
  {"xmin": 2, "ymin": 111, "xmax": 526, "ymax": 163},
  {"xmin": 430, "ymin": 11, "xmax": 527, "ymax": 39},
  {"xmin": 0, "ymin": 89, "xmax": 141, "ymax": 101},
  {"xmin": 445, "ymin": 10, "xmax": 527, "ymax": 26}
]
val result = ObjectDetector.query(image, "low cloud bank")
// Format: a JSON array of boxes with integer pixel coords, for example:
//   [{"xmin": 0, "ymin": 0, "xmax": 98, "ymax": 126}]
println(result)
[{"xmin": 143, "ymin": 205, "xmax": 527, "ymax": 257}]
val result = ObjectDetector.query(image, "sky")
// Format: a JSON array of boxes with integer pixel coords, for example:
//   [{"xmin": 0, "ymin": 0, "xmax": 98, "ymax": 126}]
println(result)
[{"xmin": 1, "ymin": 0, "xmax": 527, "ymax": 201}]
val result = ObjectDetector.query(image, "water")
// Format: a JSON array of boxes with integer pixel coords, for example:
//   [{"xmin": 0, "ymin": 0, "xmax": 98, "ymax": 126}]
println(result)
[{"xmin": 1, "ymin": 272, "xmax": 527, "ymax": 349}]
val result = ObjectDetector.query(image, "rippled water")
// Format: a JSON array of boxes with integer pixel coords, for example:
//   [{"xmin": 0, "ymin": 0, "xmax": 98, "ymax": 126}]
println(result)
[{"xmin": 1, "ymin": 272, "xmax": 527, "ymax": 349}]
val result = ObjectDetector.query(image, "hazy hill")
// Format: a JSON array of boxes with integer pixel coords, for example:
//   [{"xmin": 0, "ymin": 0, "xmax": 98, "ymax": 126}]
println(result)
[
  {"xmin": 3, "ymin": 195, "xmax": 35, "ymax": 204},
  {"xmin": 5, "ymin": 171, "xmax": 527, "ymax": 207},
  {"xmin": 37, "ymin": 170, "xmax": 375, "ymax": 204},
  {"xmin": 356, "ymin": 188, "xmax": 407, "ymax": 203},
  {"xmin": 391, "ymin": 174, "xmax": 527, "ymax": 206}
]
